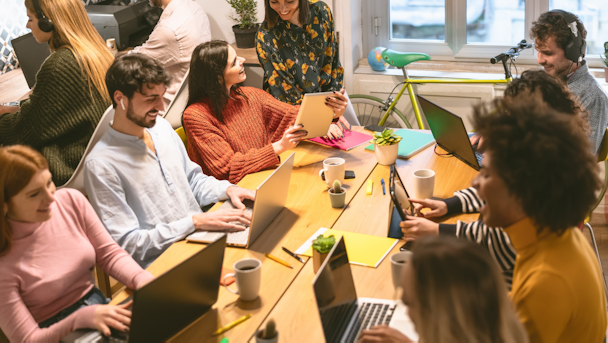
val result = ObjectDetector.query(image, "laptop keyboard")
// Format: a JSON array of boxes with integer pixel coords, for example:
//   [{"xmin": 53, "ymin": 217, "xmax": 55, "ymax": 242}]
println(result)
[
  {"xmin": 474, "ymin": 149, "xmax": 483, "ymax": 165},
  {"xmin": 190, "ymin": 207, "xmax": 253, "ymax": 245},
  {"xmin": 345, "ymin": 303, "xmax": 396, "ymax": 343}
]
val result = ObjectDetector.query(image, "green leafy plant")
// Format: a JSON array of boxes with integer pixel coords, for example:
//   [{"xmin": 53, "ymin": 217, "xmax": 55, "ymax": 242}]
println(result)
[
  {"xmin": 259, "ymin": 318, "xmax": 277, "ymax": 339},
  {"xmin": 331, "ymin": 180, "xmax": 343, "ymax": 194},
  {"xmin": 372, "ymin": 128, "xmax": 402, "ymax": 146},
  {"xmin": 601, "ymin": 41, "xmax": 608, "ymax": 67},
  {"xmin": 312, "ymin": 235, "xmax": 336, "ymax": 254},
  {"xmin": 226, "ymin": 0, "xmax": 258, "ymax": 29}
]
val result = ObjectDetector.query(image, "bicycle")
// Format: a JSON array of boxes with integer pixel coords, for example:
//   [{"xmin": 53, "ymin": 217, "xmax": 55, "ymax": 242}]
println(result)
[{"xmin": 349, "ymin": 39, "xmax": 534, "ymax": 129}]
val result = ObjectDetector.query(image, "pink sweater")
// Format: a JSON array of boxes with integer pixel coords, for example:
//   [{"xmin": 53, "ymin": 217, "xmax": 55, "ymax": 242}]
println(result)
[{"xmin": 0, "ymin": 189, "xmax": 154, "ymax": 342}]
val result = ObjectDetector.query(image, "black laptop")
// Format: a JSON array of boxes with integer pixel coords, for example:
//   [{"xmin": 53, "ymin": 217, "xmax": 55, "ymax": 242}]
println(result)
[
  {"xmin": 61, "ymin": 235, "xmax": 227, "ymax": 343},
  {"xmin": 312, "ymin": 237, "xmax": 417, "ymax": 343},
  {"xmin": 11, "ymin": 32, "xmax": 51, "ymax": 89},
  {"xmin": 417, "ymin": 95, "xmax": 483, "ymax": 170}
]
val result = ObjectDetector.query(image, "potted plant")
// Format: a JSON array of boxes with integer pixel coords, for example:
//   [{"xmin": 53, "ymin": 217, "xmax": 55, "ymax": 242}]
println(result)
[
  {"xmin": 256, "ymin": 318, "xmax": 278, "ymax": 343},
  {"xmin": 312, "ymin": 234, "xmax": 336, "ymax": 273},
  {"xmin": 601, "ymin": 41, "xmax": 608, "ymax": 83},
  {"xmin": 328, "ymin": 180, "xmax": 346, "ymax": 208},
  {"xmin": 372, "ymin": 128, "xmax": 402, "ymax": 165},
  {"xmin": 226, "ymin": 0, "xmax": 259, "ymax": 49}
]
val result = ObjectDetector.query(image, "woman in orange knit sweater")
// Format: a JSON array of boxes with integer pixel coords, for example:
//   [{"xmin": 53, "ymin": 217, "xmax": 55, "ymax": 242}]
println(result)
[{"xmin": 183, "ymin": 40, "xmax": 348, "ymax": 183}]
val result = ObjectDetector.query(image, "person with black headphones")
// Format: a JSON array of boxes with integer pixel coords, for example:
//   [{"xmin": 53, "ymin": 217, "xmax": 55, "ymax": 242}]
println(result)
[
  {"xmin": 0, "ymin": 0, "xmax": 113, "ymax": 186},
  {"xmin": 531, "ymin": 10, "xmax": 608, "ymax": 154}
]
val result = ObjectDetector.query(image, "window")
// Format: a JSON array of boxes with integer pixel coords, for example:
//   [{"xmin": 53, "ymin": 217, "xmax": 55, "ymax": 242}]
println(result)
[
  {"xmin": 549, "ymin": 0, "xmax": 608, "ymax": 55},
  {"xmin": 363, "ymin": 0, "xmax": 605, "ymax": 66}
]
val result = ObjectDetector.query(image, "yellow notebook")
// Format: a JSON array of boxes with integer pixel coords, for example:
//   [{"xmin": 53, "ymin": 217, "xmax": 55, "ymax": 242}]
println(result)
[{"xmin": 295, "ymin": 228, "xmax": 398, "ymax": 268}]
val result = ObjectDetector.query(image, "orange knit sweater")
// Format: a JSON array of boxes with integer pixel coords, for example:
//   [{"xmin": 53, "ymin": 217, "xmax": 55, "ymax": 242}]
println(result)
[{"xmin": 183, "ymin": 87, "xmax": 299, "ymax": 183}]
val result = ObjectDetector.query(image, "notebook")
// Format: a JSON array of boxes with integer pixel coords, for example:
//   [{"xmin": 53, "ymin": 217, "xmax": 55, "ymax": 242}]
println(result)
[
  {"xmin": 365, "ymin": 129, "xmax": 435, "ymax": 159},
  {"xmin": 295, "ymin": 228, "xmax": 398, "ymax": 268},
  {"xmin": 308, "ymin": 130, "xmax": 373, "ymax": 151}
]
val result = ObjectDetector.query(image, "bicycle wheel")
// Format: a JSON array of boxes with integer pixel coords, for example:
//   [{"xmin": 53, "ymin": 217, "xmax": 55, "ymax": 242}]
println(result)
[{"xmin": 349, "ymin": 95, "xmax": 411, "ymax": 129}]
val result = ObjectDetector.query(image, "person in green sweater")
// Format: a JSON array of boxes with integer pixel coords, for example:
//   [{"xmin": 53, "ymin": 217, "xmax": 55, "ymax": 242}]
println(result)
[{"xmin": 0, "ymin": 0, "xmax": 113, "ymax": 186}]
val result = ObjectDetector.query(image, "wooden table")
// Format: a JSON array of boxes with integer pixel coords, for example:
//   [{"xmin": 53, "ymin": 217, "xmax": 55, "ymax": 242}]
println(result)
[
  {"xmin": 110, "ymin": 128, "xmax": 479, "ymax": 342},
  {"xmin": 0, "ymin": 68, "xmax": 30, "ymax": 104}
]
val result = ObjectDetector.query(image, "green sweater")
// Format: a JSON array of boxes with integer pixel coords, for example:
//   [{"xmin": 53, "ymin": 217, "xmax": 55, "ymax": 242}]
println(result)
[{"xmin": 0, "ymin": 48, "xmax": 109, "ymax": 186}]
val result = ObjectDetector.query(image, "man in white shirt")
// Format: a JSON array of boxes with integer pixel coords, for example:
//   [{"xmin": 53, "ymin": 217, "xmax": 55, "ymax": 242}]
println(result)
[
  {"xmin": 84, "ymin": 54, "xmax": 254, "ymax": 267},
  {"xmin": 131, "ymin": 0, "xmax": 211, "ymax": 104}
]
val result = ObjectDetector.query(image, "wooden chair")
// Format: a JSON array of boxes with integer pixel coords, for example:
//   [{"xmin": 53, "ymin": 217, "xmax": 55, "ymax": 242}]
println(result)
[
  {"xmin": 94, "ymin": 264, "xmax": 113, "ymax": 298},
  {"xmin": 584, "ymin": 127, "xmax": 608, "ymax": 298}
]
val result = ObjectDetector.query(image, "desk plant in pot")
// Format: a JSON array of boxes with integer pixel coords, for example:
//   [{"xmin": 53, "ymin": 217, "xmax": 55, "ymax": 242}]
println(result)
[
  {"xmin": 226, "ymin": 0, "xmax": 259, "ymax": 49},
  {"xmin": 329, "ymin": 180, "xmax": 346, "ymax": 208},
  {"xmin": 602, "ymin": 41, "xmax": 608, "ymax": 83},
  {"xmin": 372, "ymin": 128, "xmax": 402, "ymax": 165},
  {"xmin": 312, "ymin": 234, "xmax": 335, "ymax": 273}
]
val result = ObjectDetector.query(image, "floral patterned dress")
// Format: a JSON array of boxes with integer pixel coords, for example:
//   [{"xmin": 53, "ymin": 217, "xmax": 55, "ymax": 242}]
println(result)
[{"xmin": 256, "ymin": 0, "xmax": 344, "ymax": 105}]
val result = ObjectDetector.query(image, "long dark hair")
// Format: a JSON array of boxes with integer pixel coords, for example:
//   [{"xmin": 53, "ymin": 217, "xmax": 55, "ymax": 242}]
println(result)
[
  {"xmin": 187, "ymin": 40, "xmax": 245, "ymax": 123},
  {"xmin": 264, "ymin": 0, "xmax": 310, "ymax": 28}
]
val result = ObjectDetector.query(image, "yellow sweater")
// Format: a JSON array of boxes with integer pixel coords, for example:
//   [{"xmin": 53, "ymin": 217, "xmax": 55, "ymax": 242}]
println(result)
[{"xmin": 505, "ymin": 218, "xmax": 606, "ymax": 342}]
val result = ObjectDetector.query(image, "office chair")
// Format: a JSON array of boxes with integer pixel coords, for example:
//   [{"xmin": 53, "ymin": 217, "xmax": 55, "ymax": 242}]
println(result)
[
  {"xmin": 175, "ymin": 127, "xmax": 188, "ymax": 149},
  {"xmin": 164, "ymin": 69, "xmax": 190, "ymax": 129},
  {"xmin": 59, "ymin": 106, "xmax": 115, "ymax": 195},
  {"xmin": 584, "ymin": 127, "xmax": 608, "ymax": 299}
]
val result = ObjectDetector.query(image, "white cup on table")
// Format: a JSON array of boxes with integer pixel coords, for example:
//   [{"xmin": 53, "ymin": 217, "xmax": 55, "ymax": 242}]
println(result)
[
  {"xmin": 413, "ymin": 169, "xmax": 435, "ymax": 199},
  {"xmin": 319, "ymin": 157, "xmax": 345, "ymax": 188},
  {"xmin": 222, "ymin": 258, "xmax": 262, "ymax": 301}
]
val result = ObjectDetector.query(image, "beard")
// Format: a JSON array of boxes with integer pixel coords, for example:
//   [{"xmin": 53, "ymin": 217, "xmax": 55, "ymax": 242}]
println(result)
[{"xmin": 126, "ymin": 103, "xmax": 157, "ymax": 128}]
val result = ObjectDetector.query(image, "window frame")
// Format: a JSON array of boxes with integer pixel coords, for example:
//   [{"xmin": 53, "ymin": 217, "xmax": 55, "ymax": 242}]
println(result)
[{"xmin": 363, "ymin": 0, "xmax": 604, "ymax": 67}]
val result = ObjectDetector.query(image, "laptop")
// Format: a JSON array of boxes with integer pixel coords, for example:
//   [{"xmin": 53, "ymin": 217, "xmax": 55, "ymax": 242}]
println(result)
[
  {"xmin": 417, "ymin": 95, "xmax": 483, "ymax": 170},
  {"xmin": 312, "ymin": 237, "xmax": 418, "ymax": 343},
  {"xmin": 61, "ymin": 234, "xmax": 227, "ymax": 343},
  {"xmin": 186, "ymin": 152, "xmax": 295, "ymax": 248},
  {"xmin": 11, "ymin": 32, "xmax": 51, "ymax": 89}
]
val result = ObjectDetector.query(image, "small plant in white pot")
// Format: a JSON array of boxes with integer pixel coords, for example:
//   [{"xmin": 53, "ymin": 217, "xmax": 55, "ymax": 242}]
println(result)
[
  {"xmin": 328, "ymin": 180, "xmax": 346, "ymax": 208},
  {"xmin": 372, "ymin": 128, "xmax": 402, "ymax": 165},
  {"xmin": 601, "ymin": 41, "xmax": 608, "ymax": 83},
  {"xmin": 226, "ymin": 0, "xmax": 259, "ymax": 49}
]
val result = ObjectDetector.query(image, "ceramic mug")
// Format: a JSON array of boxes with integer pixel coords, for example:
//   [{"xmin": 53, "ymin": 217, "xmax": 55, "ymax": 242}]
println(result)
[
  {"xmin": 319, "ymin": 157, "xmax": 345, "ymax": 188},
  {"xmin": 390, "ymin": 251, "xmax": 412, "ymax": 290},
  {"xmin": 223, "ymin": 258, "xmax": 262, "ymax": 301},
  {"xmin": 412, "ymin": 169, "xmax": 435, "ymax": 199}
]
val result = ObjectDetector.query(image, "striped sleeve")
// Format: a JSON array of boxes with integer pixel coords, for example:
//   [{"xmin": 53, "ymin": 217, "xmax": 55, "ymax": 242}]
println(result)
[
  {"xmin": 453, "ymin": 187, "xmax": 484, "ymax": 213},
  {"xmin": 455, "ymin": 220, "xmax": 516, "ymax": 289}
]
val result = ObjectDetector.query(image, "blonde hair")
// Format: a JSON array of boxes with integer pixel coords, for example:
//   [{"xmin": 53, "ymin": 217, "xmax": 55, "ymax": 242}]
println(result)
[
  {"xmin": 25, "ymin": 0, "xmax": 114, "ymax": 102},
  {"xmin": 410, "ymin": 236, "xmax": 528, "ymax": 343}
]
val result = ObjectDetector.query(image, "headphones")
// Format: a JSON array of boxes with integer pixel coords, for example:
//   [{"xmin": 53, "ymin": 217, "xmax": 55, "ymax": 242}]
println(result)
[
  {"xmin": 32, "ymin": 0, "xmax": 54, "ymax": 33},
  {"xmin": 548, "ymin": 9, "xmax": 586, "ymax": 63}
]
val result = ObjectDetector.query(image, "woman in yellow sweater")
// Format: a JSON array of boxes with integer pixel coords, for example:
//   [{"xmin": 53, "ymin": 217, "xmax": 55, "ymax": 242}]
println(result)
[{"xmin": 470, "ymin": 96, "xmax": 606, "ymax": 342}]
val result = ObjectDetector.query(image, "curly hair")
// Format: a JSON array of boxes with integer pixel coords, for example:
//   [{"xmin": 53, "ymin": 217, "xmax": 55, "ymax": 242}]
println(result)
[
  {"xmin": 504, "ymin": 69, "xmax": 590, "ymax": 135},
  {"xmin": 530, "ymin": 11, "xmax": 586, "ymax": 52},
  {"xmin": 474, "ymin": 97, "xmax": 600, "ymax": 234}
]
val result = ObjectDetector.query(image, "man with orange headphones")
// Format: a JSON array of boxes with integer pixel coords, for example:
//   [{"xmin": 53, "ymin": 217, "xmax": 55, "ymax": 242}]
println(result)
[{"xmin": 531, "ymin": 10, "xmax": 608, "ymax": 154}]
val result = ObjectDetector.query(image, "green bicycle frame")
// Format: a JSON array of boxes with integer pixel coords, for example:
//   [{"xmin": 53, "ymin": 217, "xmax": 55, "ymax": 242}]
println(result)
[{"xmin": 379, "ymin": 77, "xmax": 513, "ymax": 129}]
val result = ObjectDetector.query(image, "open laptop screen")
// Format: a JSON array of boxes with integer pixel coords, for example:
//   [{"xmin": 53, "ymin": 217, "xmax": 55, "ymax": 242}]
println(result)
[
  {"xmin": 417, "ymin": 95, "xmax": 480, "ymax": 170},
  {"xmin": 313, "ymin": 237, "xmax": 358, "ymax": 342}
]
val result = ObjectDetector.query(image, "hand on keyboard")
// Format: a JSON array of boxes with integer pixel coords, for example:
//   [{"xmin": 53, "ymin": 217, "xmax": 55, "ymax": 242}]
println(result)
[
  {"xmin": 193, "ymin": 209, "xmax": 251, "ymax": 232},
  {"xmin": 358, "ymin": 325, "xmax": 414, "ymax": 343}
]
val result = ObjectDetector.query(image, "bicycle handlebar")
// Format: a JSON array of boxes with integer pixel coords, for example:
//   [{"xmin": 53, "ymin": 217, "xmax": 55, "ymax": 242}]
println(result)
[{"xmin": 490, "ymin": 39, "xmax": 534, "ymax": 64}]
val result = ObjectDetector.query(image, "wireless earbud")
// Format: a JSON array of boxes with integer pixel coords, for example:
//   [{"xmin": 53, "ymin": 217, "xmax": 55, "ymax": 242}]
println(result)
[{"xmin": 120, "ymin": 98, "xmax": 125, "ymax": 111}]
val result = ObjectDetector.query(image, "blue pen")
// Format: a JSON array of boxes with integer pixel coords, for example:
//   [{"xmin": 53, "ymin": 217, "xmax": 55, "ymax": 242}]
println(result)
[{"xmin": 381, "ymin": 178, "xmax": 386, "ymax": 195}]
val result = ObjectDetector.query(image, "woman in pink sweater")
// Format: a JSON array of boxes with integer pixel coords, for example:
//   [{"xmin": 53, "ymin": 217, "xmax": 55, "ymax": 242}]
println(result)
[{"xmin": 0, "ymin": 145, "xmax": 154, "ymax": 342}]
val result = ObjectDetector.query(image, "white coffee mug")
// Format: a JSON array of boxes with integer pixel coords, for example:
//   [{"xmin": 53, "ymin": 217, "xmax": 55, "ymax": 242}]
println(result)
[
  {"xmin": 413, "ymin": 169, "xmax": 435, "ymax": 199},
  {"xmin": 223, "ymin": 258, "xmax": 261, "ymax": 301},
  {"xmin": 390, "ymin": 251, "xmax": 412, "ymax": 290},
  {"xmin": 319, "ymin": 157, "xmax": 345, "ymax": 188}
]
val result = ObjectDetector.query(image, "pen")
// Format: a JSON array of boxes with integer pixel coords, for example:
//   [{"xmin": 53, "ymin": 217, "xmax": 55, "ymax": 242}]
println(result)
[
  {"xmin": 282, "ymin": 246, "xmax": 305, "ymax": 263},
  {"xmin": 213, "ymin": 313, "xmax": 252, "ymax": 336},
  {"xmin": 381, "ymin": 178, "xmax": 386, "ymax": 195},
  {"xmin": 265, "ymin": 253, "xmax": 293, "ymax": 269}
]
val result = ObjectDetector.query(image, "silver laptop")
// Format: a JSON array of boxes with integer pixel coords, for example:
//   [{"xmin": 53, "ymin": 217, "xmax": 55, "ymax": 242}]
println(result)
[
  {"xmin": 313, "ymin": 237, "xmax": 418, "ymax": 343},
  {"xmin": 186, "ymin": 152, "xmax": 295, "ymax": 248}
]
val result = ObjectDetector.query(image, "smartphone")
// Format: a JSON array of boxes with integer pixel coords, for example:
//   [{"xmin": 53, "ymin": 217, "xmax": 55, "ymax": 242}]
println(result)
[
  {"xmin": 321, "ymin": 170, "xmax": 355, "ymax": 180},
  {"xmin": 399, "ymin": 241, "xmax": 414, "ymax": 251},
  {"xmin": 364, "ymin": 124, "xmax": 385, "ymax": 132}
]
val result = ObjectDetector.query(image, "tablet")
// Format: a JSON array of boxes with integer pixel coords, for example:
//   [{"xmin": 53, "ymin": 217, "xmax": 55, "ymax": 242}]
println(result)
[
  {"xmin": 294, "ymin": 92, "xmax": 335, "ymax": 139},
  {"xmin": 389, "ymin": 165, "xmax": 414, "ymax": 221}
]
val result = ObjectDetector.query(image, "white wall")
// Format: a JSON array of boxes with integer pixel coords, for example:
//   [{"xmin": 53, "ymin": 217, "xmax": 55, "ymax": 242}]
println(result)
[{"xmin": 197, "ymin": 0, "xmax": 266, "ymax": 43}]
